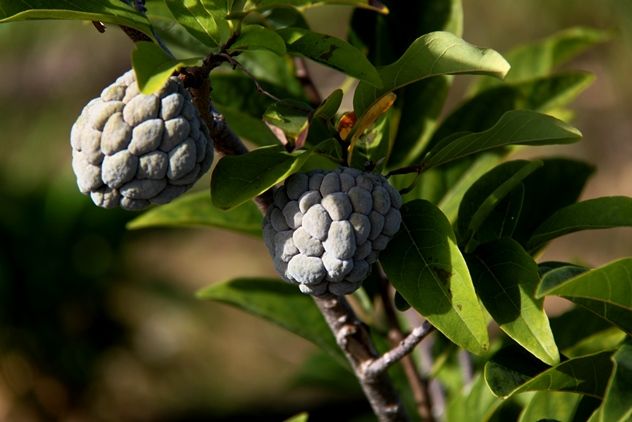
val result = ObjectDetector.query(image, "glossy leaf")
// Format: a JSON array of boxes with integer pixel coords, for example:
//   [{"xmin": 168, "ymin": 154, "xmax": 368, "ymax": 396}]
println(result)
[
  {"xmin": 165, "ymin": 0, "xmax": 230, "ymax": 48},
  {"xmin": 574, "ymin": 298, "xmax": 632, "ymax": 336},
  {"xmin": 211, "ymin": 145, "xmax": 313, "ymax": 209},
  {"xmin": 485, "ymin": 348, "xmax": 613, "ymax": 399},
  {"xmin": 472, "ymin": 26, "xmax": 609, "ymax": 92},
  {"xmin": 517, "ymin": 391, "xmax": 584, "ymax": 422},
  {"xmin": 422, "ymin": 110, "xmax": 581, "ymax": 169},
  {"xmin": 197, "ymin": 278, "xmax": 346, "ymax": 366},
  {"xmin": 456, "ymin": 160, "xmax": 542, "ymax": 248},
  {"xmin": 145, "ymin": 0, "xmax": 218, "ymax": 59},
  {"xmin": 353, "ymin": 31, "xmax": 510, "ymax": 115},
  {"xmin": 537, "ymin": 258, "xmax": 632, "ymax": 311},
  {"xmin": 427, "ymin": 71, "xmax": 594, "ymax": 155},
  {"xmin": 0, "ymin": 0, "xmax": 151, "ymax": 35},
  {"xmin": 127, "ymin": 191, "xmax": 263, "ymax": 236},
  {"xmin": 527, "ymin": 197, "xmax": 632, "ymax": 250},
  {"xmin": 132, "ymin": 41, "xmax": 201, "ymax": 94},
  {"xmin": 278, "ymin": 27, "xmax": 381, "ymax": 87},
  {"xmin": 380, "ymin": 200, "xmax": 489, "ymax": 354},
  {"xmin": 229, "ymin": 24, "xmax": 287, "ymax": 55},
  {"xmin": 468, "ymin": 239, "xmax": 559, "ymax": 365},
  {"xmin": 599, "ymin": 343, "xmax": 632, "ymax": 422}
]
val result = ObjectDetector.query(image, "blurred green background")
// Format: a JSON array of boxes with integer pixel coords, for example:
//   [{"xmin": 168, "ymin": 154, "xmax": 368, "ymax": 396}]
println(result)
[{"xmin": 0, "ymin": 1, "xmax": 630, "ymax": 420}]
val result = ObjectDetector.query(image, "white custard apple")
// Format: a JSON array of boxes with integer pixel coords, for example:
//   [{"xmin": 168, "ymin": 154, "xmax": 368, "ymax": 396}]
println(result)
[
  {"xmin": 263, "ymin": 168, "xmax": 402, "ymax": 296},
  {"xmin": 70, "ymin": 69, "xmax": 214, "ymax": 210}
]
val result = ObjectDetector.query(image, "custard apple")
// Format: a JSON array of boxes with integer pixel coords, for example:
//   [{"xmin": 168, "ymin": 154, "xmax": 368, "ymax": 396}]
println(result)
[
  {"xmin": 70, "ymin": 69, "xmax": 214, "ymax": 210},
  {"xmin": 263, "ymin": 168, "xmax": 402, "ymax": 296}
]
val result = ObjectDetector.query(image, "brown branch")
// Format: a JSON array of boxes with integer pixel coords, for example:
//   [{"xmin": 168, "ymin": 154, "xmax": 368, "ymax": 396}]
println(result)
[
  {"xmin": 377, "ymin": 265, "xmax": 435, "ymax": 422},
  {"xmin": 365, "ymin": 322, "xmax": 433, "ymax": 379},
  {"xmin": 313, "ymin": 294, "xmax": 407, "ymax": 422},
  {"xmin": 386, "ymin": 163, "xmax": 426, "ymax": 177}
]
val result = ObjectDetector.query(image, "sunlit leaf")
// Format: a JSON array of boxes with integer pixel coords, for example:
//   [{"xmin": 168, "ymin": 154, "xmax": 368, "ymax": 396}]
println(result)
[
  {"xmin": 599, "ymin": 343, "xmax": 632, "ymax": 422},
  {"xmin": 132, "ymin": 41, "xmax": 201, "ymax": 94},
  {"xmin": 127, "ymin": 191, "xmax": 262, "ymax": 236},
  {"xmin": 0, "ymin": 0, "xmax": 151, "ymax": 35},
  {"xmin": 229, "ymin": 24, "xmax": 287, "ymax": 55},
  {"xmin": 353, "ymin": 31, "xmax": 510, "ymax": 115},
  {"xmin": 381, "ymin": 200, "xmax": 489, "ymax": 354},
  {"xmin": 165, "ymin": 0, "xmax": 231, "ymax": 48},
  {"xmin": 422, "ymin": 110, "xmax": 581, "ymax": 169}
]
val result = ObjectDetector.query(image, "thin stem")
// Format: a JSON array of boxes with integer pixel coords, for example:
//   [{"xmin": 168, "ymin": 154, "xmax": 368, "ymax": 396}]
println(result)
[
  {"xmin": 220, "ymin": 53, "xmax": 281, "ymax": 102},
  {"xmin": 364, "ymin": 322, "xmax": 433, "ymax": 378},
  {"xmin": 377, "ymin": 265, "xmax": 436, "ymax": 422}
]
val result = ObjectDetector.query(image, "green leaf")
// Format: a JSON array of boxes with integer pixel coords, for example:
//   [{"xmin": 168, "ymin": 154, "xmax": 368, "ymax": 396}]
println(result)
[
  {"xmin": 145, "ymin": 0, "xmax": 217, "ymax": 59},
  {"xmin": 263, "ymin": 100, "xmax": 313, "ymax": 145},
  {"xmin": 349, "ymin": 0, "xmax": 463, "ymax": 168},
  {"xmin": 0, "ymin": 0, "xmax": 151, "ymax": 35},
  {"xmin": 126, "ymin": 191, "xmax": 263, "ymax": 236},
  {"xmin": 229, "ymin": 24, "xmax": 287, "ymax": 55},
  {"xmin": 485, "ymin": 347, "xmax": 613, "ymax": 399},
  {"xmin": 284, "ymin": 412, "xmax": 309, "ymax": 422},
  {"xmin": 278, "ymin": 27, "xmax": 382, "ymax": 87},
  {"xmin": 313, "ymin": 89, "xmax": 343, "ymax": 120},
  {"xmin": 353, "ymin": 31, "xmax": 510, "ymax": 116},
  {"xmin": 211, "ymin": 145, "xmax": 313, "ymax": 209},
  {"xmin": 472, "ymin": 26, "xmax": 609, "ymax": 93},
  {"xmin": 437, "ymin": 154, "xmax": 502, "ymax": 223},
  {"xmin": 536, "ymin": 258, "xmax": 632, "ymax": 312},
  {"xmin": 422, "ymin": 110, "xmax": 581, "ymax": 169},
  {"xmin": 456, "ymin": 160, "xmax": 543, "ymax": 249},
  {"xmin": 468, "ymin": 239, "xmax": 559, "ymax": 365},
  {"xmin": 197, "ymin": 278, "xmax": 346, "ymax": 366},
  {"xmin": 527, "ymin": 197, "xmax": 632, "ymax": 250},
  {"xmin": 165, "ymin": 0, "xmax": 230, "ymax": 48},
  {"xmin": 215, "ymin": 105, "xmax": 279, "ymax": 146},
  {"xmin": 517, "ymin": 391, "xmax": 584, "ymax": 422},
  {"xmin": 427, "ymin": 72, "xmax": 594, "ymax": 155},
  {"xmin": 600, "ymin": 343, "xmax": 632, "ymax": 422},
  {"xmin": 512, "ymin": 159, "xmax": 595, "ymax": 246},
  {"xmin": 380, "ymin": 200, "xmax": 489, "ymax": 354},
  {"xmin": 132, "ymin": 41, "xmax": 201, "ymax": 94},
  {"xmin": 563, "ymin": 328, "xmax": 627, "ymax": 359},
  {"xmin": 445, "ymin": 374, "xmax": 503, "ymax": 422},
  {"xmin": 574, "ymin": 298, "xmax": 632, "ymax": 336}
]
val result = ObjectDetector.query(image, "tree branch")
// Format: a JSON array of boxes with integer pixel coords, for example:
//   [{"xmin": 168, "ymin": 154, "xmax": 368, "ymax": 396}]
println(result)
[
  {"xmin": 313, "ymin": 294, "xmax": 407, "ymax": 422},
  {"xmin": 377, "ymin": 265, "xmax": 436, "ymax": 421},
  {"xmin": 365, "ymin": 322, "xmax": 433, "ymax": 379}
]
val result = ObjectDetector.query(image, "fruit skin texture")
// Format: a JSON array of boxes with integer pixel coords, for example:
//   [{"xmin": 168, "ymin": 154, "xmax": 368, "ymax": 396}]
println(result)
[
  {"xmin": 70, "ymin": 69, "xmax": 214, "ymax": 210},
  {"xmin": 263, "ymin": 168, "xmax": 402, "ymax": 296}
]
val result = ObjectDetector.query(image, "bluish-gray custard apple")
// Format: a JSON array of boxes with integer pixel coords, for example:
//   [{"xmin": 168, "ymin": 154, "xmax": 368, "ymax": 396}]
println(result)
[
  {"xmin": 263, "ymin": 168, "xmax": 402, "ymax": 296},
  {"xmin": 70, "ymin": 69, "xmax": 214, "ymax": 210}
]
